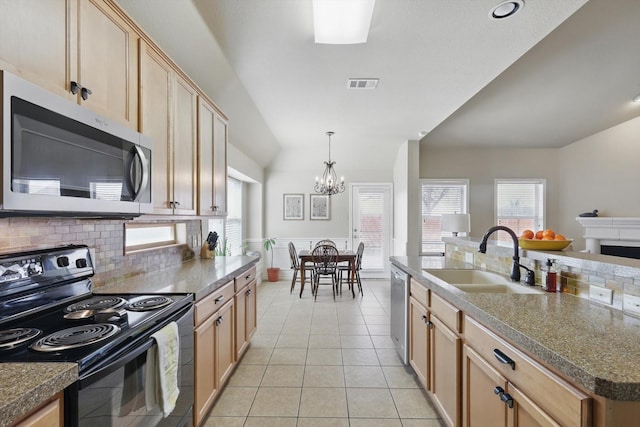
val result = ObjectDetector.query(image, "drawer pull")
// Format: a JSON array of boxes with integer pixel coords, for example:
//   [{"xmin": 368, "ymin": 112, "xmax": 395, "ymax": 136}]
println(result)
[
  {"xmin": 245, "ymin": 274, "xmax": 252, "ymax": 280},
  {"xmin": 500, "ymin": 392, "xmax": 514, "ymax": 408},
  {"xmin": 494, "ymin": 349, "xmax": 516, "ymax": 370},
  {"xmin": 214, "ymin": 296, "xmax": 224, "ymax": 304}
]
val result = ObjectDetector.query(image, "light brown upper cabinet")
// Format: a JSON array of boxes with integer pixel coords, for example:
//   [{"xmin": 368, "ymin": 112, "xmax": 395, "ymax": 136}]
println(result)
[
  {"xmin": 140, "ymin": 42, "xmax": 197, "ymax": 216},
  {"xmin": 0, "ymin": 0, "xmax": 139, "ymax": 129},
  {"xmin": 198, "ymin": 98, "xmax": 229, "ymax": 216}
]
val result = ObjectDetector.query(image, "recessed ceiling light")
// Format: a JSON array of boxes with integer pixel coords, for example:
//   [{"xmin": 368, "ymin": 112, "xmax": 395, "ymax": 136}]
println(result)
[{"xmin": 489, "ymin": 0, "xmax": 524, "ymax": 20}]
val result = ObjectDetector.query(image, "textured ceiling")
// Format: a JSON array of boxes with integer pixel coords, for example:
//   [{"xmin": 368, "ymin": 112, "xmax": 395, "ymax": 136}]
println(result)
[
  {"xmin": 423, "ymin": 0, "xmax": 640, "ymax": 148},
  {"xmin": 117, "ymin": 0, "xmax": 593, "ymax": 168}
]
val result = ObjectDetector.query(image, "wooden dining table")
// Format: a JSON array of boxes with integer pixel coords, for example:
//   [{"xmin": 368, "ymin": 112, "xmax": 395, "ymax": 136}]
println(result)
[{"xmin": 298, "ymin": 249, "xmax": 357, "ymax": 298}]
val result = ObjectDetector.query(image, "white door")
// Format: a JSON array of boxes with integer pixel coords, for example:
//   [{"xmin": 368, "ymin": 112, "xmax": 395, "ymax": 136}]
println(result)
[{"xmin": 350, "ymin": 183, "xmax": 393, "ymax": 278}]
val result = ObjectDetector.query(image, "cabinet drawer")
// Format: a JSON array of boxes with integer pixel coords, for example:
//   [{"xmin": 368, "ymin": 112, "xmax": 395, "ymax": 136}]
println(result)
[
  {"xmin": 195, "ymin": 280, "xmax": 234, "ymax": 326},
  {"xmin": 235, "ymin": 266, "xmax": 257, "ymax": 292},
  {"xmin": 430, "ymin": 292, "xmax": 462, "ymax": 333},
  {"xmin": 464, "ymin": 316, "xmax": 591, "ymax": 427},
  {"xmin": 410, "ymin": 279, "xmax": 429, "ymax": 307}
]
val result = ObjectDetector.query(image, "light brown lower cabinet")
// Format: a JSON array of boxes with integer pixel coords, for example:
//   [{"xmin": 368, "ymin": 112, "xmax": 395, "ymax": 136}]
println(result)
[
  {"xmin": 13, "ymin": 392, "xmax": 63, "ymax": 427},
  {"xmin": 428, "ymin": 293, "xmax": 462, "ymax": 427},
  {"xmin": 235, "ymin": 266, "xmax": 257, "ymax": 359},
  {"xmin": 463, "ymin": 316, "xmax": 591, "ymax": 427},
  {"xmin": 194, "ymin": 280, "xmax": 236, "ymax": 426},
  {"xmin": 409, "ymin": 295, "xmax": 429, "ymax": 389},
  {"xmin": 235, "ymin": 279, "xmax": 257, "ymax": 358}
]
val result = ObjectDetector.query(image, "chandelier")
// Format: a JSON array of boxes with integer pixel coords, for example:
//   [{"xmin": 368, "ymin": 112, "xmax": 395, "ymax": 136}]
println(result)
[{"xmin": 314, "ymin": 131, "xmax": 345, "ymax": 196}]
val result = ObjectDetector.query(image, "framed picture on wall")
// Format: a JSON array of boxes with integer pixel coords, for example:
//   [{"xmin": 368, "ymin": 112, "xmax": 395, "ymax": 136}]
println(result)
[
  {"xmin": 283, "ymin": 193, "xmax": 304, "ymax": 220},
  {"xmin": 310, "ymin": 194, "xmax": 330, "ymax": 220}
]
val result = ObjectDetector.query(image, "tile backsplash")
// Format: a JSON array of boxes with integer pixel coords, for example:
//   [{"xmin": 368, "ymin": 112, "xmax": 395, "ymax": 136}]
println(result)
[
  {"xmin": 444, "ymin": 237, "xmax": 640, "ymax": 315},
  {"xmin": 0, "ymin": 217, "xmax": 201, "ymax": 289}
]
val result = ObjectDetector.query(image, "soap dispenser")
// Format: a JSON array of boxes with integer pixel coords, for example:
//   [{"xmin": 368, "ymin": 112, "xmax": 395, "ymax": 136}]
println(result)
[{"xmin": 545, "ymin": 259, "xmax": 557, "ymax": 292}]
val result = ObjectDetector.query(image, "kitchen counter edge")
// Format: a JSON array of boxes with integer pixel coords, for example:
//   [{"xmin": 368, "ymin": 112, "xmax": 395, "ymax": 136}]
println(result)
[
  {"xmin": 95, "ymin": 255, "xmax": 260, "ymax": 300},
  {"xmin": 0, "ymin": 362, "xmax": 77, "ymax": 426}
]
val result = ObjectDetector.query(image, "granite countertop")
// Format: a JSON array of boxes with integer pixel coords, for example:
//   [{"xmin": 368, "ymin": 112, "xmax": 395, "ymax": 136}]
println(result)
[
  {"xmin": 95, "ymin": 255, "xmax": 260, "ymax": 300},
  {"xmin": 391, "ymin": 255, "xmax": 640, "ymax": 401},
  {"xmin": 1, "ymin": 255, "xmax": 259, "ymax": 425},
  {"xmin": 0, "ymin": 363, "xmax": 77, "ymax": 426}
]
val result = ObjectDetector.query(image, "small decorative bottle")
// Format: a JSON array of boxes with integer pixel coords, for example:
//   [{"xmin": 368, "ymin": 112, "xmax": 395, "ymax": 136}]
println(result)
[{"xmin": 545, "ymin": 259, "xmax": 557, "ymax": 293}]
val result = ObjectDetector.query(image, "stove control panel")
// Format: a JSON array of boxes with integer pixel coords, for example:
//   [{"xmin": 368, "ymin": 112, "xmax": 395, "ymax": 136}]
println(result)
[{"xmin": 0, "ymin": 256, "xmax": 42, "ymax": 283}]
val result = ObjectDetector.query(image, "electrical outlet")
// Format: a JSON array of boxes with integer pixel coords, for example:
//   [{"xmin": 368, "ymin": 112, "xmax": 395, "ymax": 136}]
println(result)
[
  {"xmin": 623, "ymin": 294, "xmax": 640, "ymax": 316},
  {"xmin": 464, "ymin": 252, "xmax": 474, "ymax": 265},
  {"xmin": 589, "ymin": 285, "xmax": 614, "ymax": 305}
]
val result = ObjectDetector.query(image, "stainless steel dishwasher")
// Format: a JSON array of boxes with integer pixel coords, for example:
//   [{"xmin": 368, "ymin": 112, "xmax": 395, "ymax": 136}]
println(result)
[{"xmin": 390, "ymin": 264, "xmax": 410, "ymax": 364}]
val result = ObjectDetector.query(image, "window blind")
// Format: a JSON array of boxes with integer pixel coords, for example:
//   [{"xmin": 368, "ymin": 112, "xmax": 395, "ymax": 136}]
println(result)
[
  {"xmin": 225, "ymin": 177, "xmax": 242, "ymax": 255},
  {"xmin": 420, "ymin": 179, "xmax": 468, "ymax": 255},
  {"xmin": 358, "ymin": 189, "xmax": 384, "ymax": 269},
  {"xmin": 495, "ymin": 179, "xmax": 544, "ymax": 238}
]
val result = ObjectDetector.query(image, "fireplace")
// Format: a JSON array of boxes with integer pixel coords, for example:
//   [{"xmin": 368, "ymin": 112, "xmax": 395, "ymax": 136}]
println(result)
[{"xmin": 576, "ymin": 217, "xmax": 640, "ymax": 259}]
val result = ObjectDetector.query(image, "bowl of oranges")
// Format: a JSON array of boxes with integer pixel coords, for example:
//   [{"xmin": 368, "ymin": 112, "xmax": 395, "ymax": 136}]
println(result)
[{"xmin": 518, "ymin": 229, "xmax": 573, "ymax": 251}]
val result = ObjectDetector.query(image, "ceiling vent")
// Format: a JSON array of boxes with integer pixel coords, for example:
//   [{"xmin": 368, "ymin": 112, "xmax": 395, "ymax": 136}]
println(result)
[{"xmin": 347, "ymin": 78, "xmax": 379, "ymax": 89}]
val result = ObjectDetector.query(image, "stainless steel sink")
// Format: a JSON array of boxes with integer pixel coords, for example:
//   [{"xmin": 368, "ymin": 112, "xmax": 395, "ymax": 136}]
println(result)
[{"xmin": 423, "ymin": 269, "xmax": 542, "ymax": 294}]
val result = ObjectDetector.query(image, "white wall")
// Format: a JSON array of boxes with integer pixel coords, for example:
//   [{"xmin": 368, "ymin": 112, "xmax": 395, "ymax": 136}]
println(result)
[
  {"xmin": 392, "ymin": 140, "xmax": 420, "ymax": 256},
  {"xmin": 558, "ymin": 115, "xmax": 640, "ymax": 249},
  {"xmin": 419, "ymin": 147, "xmax": 559, "ymax": 240}
]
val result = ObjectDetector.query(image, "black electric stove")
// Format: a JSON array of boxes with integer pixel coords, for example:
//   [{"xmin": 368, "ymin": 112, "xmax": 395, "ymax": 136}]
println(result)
[{"xmin": 0, "ymin": 245, "xmax": 192, "ymax": 376}]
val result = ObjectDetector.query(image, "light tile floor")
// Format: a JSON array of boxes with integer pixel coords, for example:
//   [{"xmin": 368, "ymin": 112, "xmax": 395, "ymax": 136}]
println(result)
[{"xmin": 204, "ymin": 278, "xmax": 444, "ymax": 427}]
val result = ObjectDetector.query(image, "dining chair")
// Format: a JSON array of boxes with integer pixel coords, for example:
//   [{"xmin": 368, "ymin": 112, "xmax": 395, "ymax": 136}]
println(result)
[
  {"xmin": 310, "ymin": 244, "xmax": 339, "ymax": 301},
  {"xmin": 338, "ymin": 242, "xmax": 364, "ymax": 296},
  {"xmin": 315, "ymin": 239, "xmax": 336, "ymax": 248},
  {"xmin": 288, "ymin": 242, "xmax": 302, "ymax": 294}
]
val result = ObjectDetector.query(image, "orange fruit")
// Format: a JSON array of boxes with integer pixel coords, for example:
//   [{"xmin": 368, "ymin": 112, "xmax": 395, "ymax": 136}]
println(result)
[
  {"xmin": 542, "ymin": 229, "xmax": 556, "ymax": 239},
  {"xmin": 535, "ymin": 230, "xmax": 544, "ymax": 240},
  {"xmin": 554, "ymin": 234, "xmax": 566, "ymax": 241},
  {"xmin": 521, "ymin": 230, "xmax": 534, "ymax": 239},
  {"xmin": 542, "ymin": 236, "xmax": 554, "ymax": 240}
]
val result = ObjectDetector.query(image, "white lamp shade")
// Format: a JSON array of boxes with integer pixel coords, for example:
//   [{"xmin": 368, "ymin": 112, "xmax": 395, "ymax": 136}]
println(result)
[{"xmin": 441, "ymin": 213, "xmax": 470, "ymax": 234}]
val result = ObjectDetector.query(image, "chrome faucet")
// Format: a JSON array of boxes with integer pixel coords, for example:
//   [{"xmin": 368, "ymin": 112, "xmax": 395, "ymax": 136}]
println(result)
[{"xmin": 478, "ymin": 225, "xmax": 523, "ymax": 282}]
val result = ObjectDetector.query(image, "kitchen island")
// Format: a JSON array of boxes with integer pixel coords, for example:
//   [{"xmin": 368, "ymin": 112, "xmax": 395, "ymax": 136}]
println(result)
[{"xmin": 392, "ymin": 246, "xmax": 640, "ymax": 426}]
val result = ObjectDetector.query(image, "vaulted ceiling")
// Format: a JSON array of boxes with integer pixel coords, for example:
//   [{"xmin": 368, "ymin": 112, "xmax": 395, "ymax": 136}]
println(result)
[{"xmin": 115, "ymin": 0, "xmax": 639, "ymax": 170}]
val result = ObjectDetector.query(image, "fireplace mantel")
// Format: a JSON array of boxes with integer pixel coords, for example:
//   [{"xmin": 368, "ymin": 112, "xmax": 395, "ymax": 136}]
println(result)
[{"xmin": 576, "ymin": 217, "xmax": 640, "ymax": 253}]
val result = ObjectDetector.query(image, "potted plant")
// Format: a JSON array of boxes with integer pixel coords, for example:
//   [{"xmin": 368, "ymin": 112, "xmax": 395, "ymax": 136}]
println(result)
[{"xmin": 264, "ymin": 238, "xmax": 280, "ymax": 282}]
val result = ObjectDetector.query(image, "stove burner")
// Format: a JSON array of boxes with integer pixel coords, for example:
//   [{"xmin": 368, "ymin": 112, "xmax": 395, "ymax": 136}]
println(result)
[
  {"xmin": 126, "ymin": 296, "xmax": 173, "ymax": 312},
  {"xmin": 0, "ymin": 328, "xmax": 41, "ymax": 350},
  {"xmin": 30, "ymin": 324, "xmax": 120, "ymax": 352},
  {"xmin": 66, "ymin": 297, "xmax": 127, "ymax": 313}
]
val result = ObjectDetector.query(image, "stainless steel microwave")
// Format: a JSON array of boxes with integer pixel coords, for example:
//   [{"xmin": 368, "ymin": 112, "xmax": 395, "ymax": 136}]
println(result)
[{"xmin": 1, "ymin": 71, "xmax": 151, "ymax": 217}]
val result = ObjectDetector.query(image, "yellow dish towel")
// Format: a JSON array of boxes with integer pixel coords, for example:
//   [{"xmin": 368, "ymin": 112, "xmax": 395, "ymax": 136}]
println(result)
[{"xmin": 145, "ymin": 321, "xmax": 180, "ymax": 417}]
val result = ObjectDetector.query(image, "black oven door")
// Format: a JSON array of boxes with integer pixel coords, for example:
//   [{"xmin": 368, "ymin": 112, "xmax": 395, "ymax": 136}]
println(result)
[{"xmin": 65, "ymin": 305, "xmax": 194, "ymax": 427}]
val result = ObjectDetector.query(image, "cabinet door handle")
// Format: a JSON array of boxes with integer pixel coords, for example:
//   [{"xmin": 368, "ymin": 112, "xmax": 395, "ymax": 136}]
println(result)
[
  {"xmin": 427, "ymin": 321, "xmax": 434, "ymax": 329},
  {"xmin": 500, "ymin": 392, "xmax": 514, "ymax": 408},
  {"xmin": 211, "ymin": 205, "xmax": 218, "ymax": 211},
  {"xmin": 216, "ymin": 316, "xmax": 224, "ymax": 326},
  {"xmin": 421, "ymin": 315, "xmax": 427, "ymax": 322},
  {"xmin": 70, "ymin": 81, "xmax": 81, "ymax": 95},
  {"xmin": 246, "ymin": 289, "xmax": 252, "ymax": 296},
  {"xmin": 81, "ymin": 86, "xmax": 92, "ymax": 100},
  {"xmin": 494, "ymin": 386, "xmax": 505, "ymax": 396},
  {"xmin": 214, "ymin": 296, "xmax": 224, "ymax": 304},
  {"xmin": 493, "ymin": 349, "xmax": 516, "ymax": 370}
]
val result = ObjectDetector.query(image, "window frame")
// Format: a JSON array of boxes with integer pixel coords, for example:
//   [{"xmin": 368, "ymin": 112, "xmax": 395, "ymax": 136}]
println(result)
[
  {"xmin": 494, "ymin": 178, "xmax": 546, "ymax": 237},
  {"xmin": 419, "ymin": 178, "xmax": 470, "ymax": 256}
]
